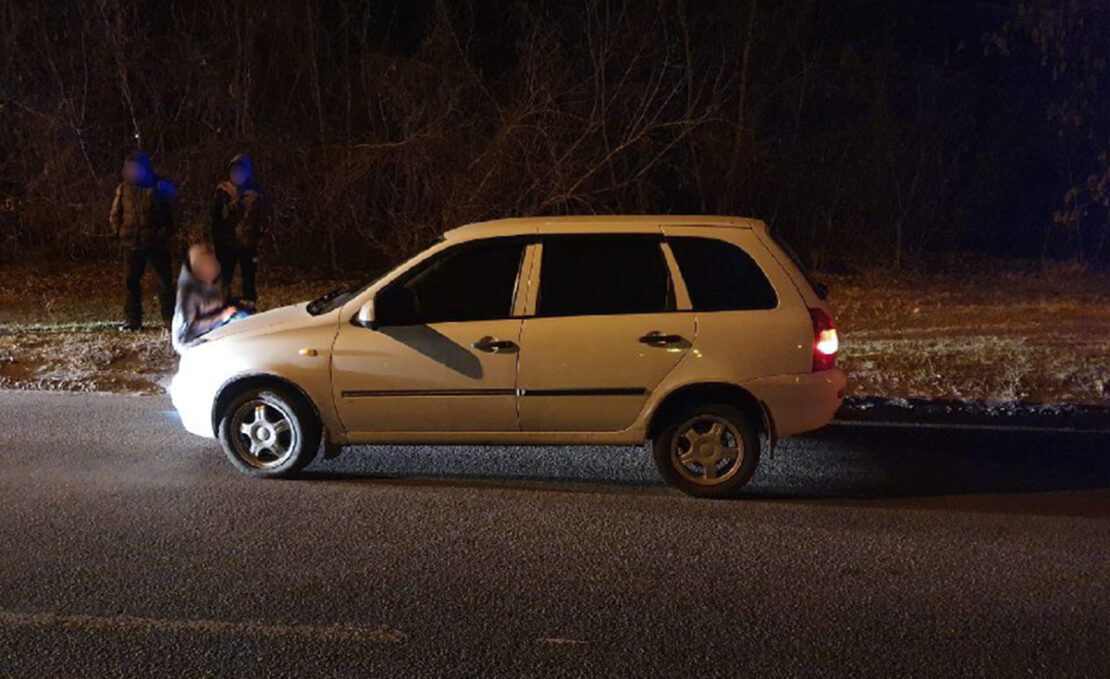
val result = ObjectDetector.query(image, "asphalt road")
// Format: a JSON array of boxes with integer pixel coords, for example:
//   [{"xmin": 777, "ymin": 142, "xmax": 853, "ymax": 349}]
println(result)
[{"xmin": 1, "ymin": 390, "xmax": 1108, "ymax": 678}]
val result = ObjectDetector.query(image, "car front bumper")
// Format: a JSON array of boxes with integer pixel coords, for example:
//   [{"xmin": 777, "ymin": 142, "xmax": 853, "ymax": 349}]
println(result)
[{"xmin": 169, "ymin": 369, "xmax": 219, "ymax": 439}]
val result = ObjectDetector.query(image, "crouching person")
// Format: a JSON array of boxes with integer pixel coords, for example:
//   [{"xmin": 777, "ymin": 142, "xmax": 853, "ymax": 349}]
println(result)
[{"xmin": 172, "ymin": 244, "xmax": 243, "ymax": 354}]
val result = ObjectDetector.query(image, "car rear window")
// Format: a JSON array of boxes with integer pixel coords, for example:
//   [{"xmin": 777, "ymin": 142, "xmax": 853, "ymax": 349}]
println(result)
[
  {"xmin": 769, "ymin": 231, "xmax": 821, "ymax": 293},
  {"xmin": 669, "ymin": 237, "xmax": 777, "ymax": 311},
  {"xmin": 537, "ymin": 236, "xmax": 674, "ymax": 317}
]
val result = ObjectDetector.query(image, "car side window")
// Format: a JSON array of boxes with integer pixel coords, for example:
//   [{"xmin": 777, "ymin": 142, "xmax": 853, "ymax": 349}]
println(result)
[
  {"xmin": 377, "ymin": 239, "xmax": 525, "ymax": 325},
  {"xmin": 669, "ymin": 237, "xmax": 777, "ymax": 311},
  {"xmin": 537, "ymin": 236, "xmax": 674, "ymax": 317}
]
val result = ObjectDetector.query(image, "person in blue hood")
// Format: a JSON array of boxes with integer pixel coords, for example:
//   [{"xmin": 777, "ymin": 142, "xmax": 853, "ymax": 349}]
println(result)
[
  {"xmin": 109, "ymin": 151, "xmax": 177, "ymax": 331},
  {"xmin": 210, "ymin": 154, "xmax": 267, "ymax": 307}
]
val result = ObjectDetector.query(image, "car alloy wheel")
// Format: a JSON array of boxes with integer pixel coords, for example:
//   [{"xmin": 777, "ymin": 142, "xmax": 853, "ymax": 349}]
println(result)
[
  {"xmin": 229, "ymin": 398, "xmax": 299, "ymax": 470},
  {"xmin": 670, "ymin": 414, "xmax": 745, "ymax": 486}
]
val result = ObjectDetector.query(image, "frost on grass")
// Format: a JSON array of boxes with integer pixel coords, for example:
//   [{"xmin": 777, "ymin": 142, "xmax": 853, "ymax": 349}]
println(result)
[
  {"xmin": 844, "ymin": 333, "xmax": 1109, "ymax": 404},
  {"xmin": 832, "ymin": 259, "xmax": 1110, "ymax": 406},
  {"xmin": 0, "ymin": 263, "xmax": 357, "ymax": 394},
  {"xmin": 1, "ymin": 258, "xmax": 1109, "ymax": 405},
  {"xmin": 0, "ymin": 323, "xmax": 175, "ymax": 393}
]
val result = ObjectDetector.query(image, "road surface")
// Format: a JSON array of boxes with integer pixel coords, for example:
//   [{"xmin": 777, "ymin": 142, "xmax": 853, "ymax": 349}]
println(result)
[{"xmin": 1, "ymin": 390, "xmax": 1108, "ymax": 677}]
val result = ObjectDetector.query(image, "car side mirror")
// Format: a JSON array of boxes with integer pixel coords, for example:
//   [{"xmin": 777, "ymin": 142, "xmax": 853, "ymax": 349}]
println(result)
[
  {"xmin": 355, "ymin": 300, "xmax": 376, "ymax": 329},
  {"xmin": 814, "ymin": 282, "xmax": 829, "ymax": 301}
]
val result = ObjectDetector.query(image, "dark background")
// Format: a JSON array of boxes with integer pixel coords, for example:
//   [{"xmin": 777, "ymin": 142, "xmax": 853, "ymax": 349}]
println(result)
[{"xmin": 1, "ymin": 0, "xmax": 1108, "ymax": 271}]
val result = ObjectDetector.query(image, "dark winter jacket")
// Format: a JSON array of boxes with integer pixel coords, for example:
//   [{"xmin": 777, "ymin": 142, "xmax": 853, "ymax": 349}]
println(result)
[
  {"xmin": 109, "ymin": 152, "xmax": 176, "ymax": 249},
  {"xmin": 171, "ymin": 262, "xmax": 229, "ymax": 354},
  {"xmin": 210, "ymin": 154, "xmax": 267, "ymax": 251}
]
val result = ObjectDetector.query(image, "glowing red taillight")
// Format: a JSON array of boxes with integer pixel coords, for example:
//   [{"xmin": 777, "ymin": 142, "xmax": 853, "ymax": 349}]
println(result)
[{"xmin": 810, "ymin": 308, "xmax": 838, "ymax": 371}]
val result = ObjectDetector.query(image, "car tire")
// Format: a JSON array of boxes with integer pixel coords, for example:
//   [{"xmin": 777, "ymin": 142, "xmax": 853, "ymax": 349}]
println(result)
[
  {"xmin": 218, "ymin": 386, "xmax": 321, "ymax": 478},
  {"xmin": 652, "ymin": 403, "xmax": 760, "ymax": 498}
]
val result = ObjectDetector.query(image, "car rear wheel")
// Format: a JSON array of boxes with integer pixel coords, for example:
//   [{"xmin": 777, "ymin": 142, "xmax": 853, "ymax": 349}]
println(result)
[
  {"xmin": 218, "ymin": 386, "xmax": 320, "ymax": 478},
  {"xmin": 652, "ymin": 404, "xmax": 759, "ymax": 498}
]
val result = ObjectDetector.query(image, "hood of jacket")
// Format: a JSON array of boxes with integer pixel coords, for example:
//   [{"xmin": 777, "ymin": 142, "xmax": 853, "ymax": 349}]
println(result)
[
  {"xmin": 125, "ymin": 151, "xmax": 157, "ymax": 188},
  {"xmin": 228, "ymin": 153, "xmax": 260, "ymax": 190}
]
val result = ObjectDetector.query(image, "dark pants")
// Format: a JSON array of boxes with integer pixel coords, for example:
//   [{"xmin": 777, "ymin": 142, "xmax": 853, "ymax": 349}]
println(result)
[
  {"xmin": 216, "ymin": 246, "xmax": 258, "ymax": 304},
  {"xmin": 123, "ymin": 246, "xmax": 175, "ymax": 328}
]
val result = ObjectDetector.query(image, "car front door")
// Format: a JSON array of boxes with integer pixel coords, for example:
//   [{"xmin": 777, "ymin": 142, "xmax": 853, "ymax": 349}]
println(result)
[
  {"xmin": 331, "ymin": 237, "xmax": 532, "ymax": 435},
  {"xmin": 516, "ymin": 234, "xmax": 695, "ymax": 432}
]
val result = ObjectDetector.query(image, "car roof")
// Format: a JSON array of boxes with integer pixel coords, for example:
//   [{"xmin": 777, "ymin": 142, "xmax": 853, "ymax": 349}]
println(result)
[{"xmin": 443, "ymin": 215, "xmax": 767, "ymax": 240}]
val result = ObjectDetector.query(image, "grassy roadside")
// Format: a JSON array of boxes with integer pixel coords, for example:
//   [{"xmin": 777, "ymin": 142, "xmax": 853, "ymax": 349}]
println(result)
[
  {"xmin": 831, "ymin": 258, "xmax": 1110, "ymax": 407},
  {"xmin": 2, "ymin": 257, "xmax": 1108, "ymax": 406},
  {"xmin": 0, "ymin": 263, "xmax": 357, "ymax": 394}
]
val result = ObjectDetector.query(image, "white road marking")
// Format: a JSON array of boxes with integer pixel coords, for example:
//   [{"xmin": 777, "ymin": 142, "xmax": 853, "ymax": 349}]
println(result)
[
  {"xmin": 0, "ymin": 609, "xmax": 404, "ymax": 643},
  {"xmin": 536, "ymin": 637, "xmax": 588, "ymax": 645}
]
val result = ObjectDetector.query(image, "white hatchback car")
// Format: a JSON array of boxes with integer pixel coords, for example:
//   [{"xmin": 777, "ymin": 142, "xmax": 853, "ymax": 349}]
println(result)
[{"xmin": 171, "ymin": 216, "xmax": 845, "ymax": 497}]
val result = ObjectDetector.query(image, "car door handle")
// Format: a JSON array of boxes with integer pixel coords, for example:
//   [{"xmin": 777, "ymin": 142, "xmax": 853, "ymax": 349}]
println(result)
[
  {"xmin": 472, "ymin": 336, "xmax": 519, "ymax": 353},
  {"xmin": 639, "ymin": 331, "xmax": 686, "ymax": 346}
]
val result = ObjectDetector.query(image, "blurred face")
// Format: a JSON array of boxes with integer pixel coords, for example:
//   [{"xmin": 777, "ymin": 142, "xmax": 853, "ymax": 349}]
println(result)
[
  {"xmin": 190, "ymin": 249, "xmax": 221, "ymax": 284},
  {"xmin": 229, "ymin": 165, "xmax": 249, "ymax": 187},
  {"xmin": 123, "ymin": 161, "xmax": 148, "ymax": 185}
]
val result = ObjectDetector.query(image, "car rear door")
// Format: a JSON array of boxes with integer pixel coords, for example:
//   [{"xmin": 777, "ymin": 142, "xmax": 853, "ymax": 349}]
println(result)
[{"xmin": 516, "ymin": 234, "xmax": 695, "ymax": 432}]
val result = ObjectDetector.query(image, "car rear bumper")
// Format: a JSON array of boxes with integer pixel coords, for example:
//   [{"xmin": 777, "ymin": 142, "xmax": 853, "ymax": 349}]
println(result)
[{"xmin": 744, "ymin": 368, "xmax": 846, "ymax": 438}]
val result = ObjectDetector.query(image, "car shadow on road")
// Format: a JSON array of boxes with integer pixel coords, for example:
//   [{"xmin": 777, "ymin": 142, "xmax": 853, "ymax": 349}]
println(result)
[
  {"xmin": 301, "ymin": 423, "xmax": 1110, "ymax": 509},
  {"xmin": 746, "ymin": 423, "xmax": 1110, "ymax": 512},
  {"xmin": 302, "ymin": 443, "xmax": 665, "ymax": 494}
]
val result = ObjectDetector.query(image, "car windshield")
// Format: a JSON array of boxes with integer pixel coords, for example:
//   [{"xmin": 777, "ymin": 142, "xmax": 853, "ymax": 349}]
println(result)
[{"xmin": 306, "ymin": 271, "xmax": 387, "ymax": 316}]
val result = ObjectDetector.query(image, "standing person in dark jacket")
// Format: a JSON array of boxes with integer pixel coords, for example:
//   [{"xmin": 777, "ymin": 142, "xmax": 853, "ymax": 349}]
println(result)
[
  {"xmin": 210, "ymin": 154, "xmax": 266, "ymax": 308},
  {"xmin": 109, "ymin": 151, "xmax": 177, "ymax": 331}
]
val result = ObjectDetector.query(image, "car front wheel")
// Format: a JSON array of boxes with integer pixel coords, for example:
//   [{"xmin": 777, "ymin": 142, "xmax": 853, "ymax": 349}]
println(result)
[
  {"xmin": 652, "ymin": 404, "xmax": 760, "ymax": 498},
  {"xmin": 218, "ymin": 386, "xmax": 321, "ymax": 478}
]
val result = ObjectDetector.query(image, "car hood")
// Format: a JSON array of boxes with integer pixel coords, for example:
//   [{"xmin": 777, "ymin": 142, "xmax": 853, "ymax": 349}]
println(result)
[{"xmin": 201, "ymin": 303, "xmax": 318, "ymax": 342}]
